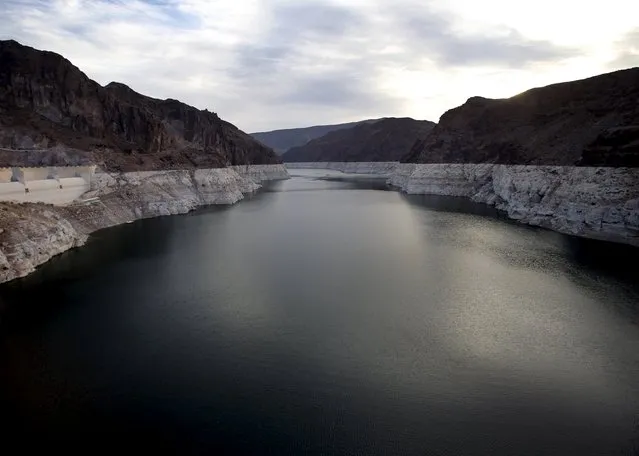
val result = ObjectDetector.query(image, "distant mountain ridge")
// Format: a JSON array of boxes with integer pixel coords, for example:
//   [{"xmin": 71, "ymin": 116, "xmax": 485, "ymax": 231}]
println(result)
[
  {"xmin": 282, "ymin": 117, "xmax": 436, "ymax": 163},
  {"xmin": 251, "ymin": 119, "xmax": 381, "ymax": 155},
  {"xmin": 0, "ymin": 40, "xmax": 280, "ymax": 171}
]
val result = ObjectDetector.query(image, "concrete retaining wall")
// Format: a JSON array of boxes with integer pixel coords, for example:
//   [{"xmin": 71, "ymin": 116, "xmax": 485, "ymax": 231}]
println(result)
[
  {"xmin": 0, "ymin": 166, "xmax": 95, "ymax": 205},
  {"xmin": 21, "ymin": 167, "xmax": 51, "ymax": 181},
  {"xmin": 0, "ymin": 168, "xmax": 12, "ymax": 183},
  {"xmin": 56, "ymin": 166, "xmax": 94, "ymax": 179},
  {"xmin": 0, "ymin": 182, "xmax": 31, "ymax": 201}
]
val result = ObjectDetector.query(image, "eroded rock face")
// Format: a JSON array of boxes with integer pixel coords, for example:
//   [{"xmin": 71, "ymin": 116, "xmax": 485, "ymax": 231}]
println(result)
[
  {"xmin": 0, "ymin": 164, "xmax": 289, "ymax": 283},
  {"xmin": 0, "ymin": 204, "xmax": 87, "ymax": 280},
  {"xmin": 391, "ymin": 163, "xmax": 639, "ymax": 245},
  {"xmin": 405, "ymin": 68, "xmax": 639, "ymax": 167},
  {"xmin": 0, "ymin": 40, "xmax": 280, "ymax": 170},
  {"xmin": 0, "ymin": 40, "xmax": 288, "ymax": 284},
  {"xmin": 287, "ymin": 161, "xmax": 638, "ymax": 245}
]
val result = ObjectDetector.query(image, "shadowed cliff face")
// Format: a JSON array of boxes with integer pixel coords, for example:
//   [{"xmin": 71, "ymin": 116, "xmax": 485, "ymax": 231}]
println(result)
[
  {"xmin": 0, "ymin": 40, "xmax": 280, "ymax": 171},
  {"xmin": 282, "ymin": 117, "xmax": 435, "ymax": 162},
  {"xmin": 404, "ymin": 67, "xmax": 639, "ymax": 166}
]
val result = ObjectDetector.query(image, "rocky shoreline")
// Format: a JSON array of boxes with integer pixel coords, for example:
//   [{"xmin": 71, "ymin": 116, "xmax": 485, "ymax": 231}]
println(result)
[
  {"xmin": 2, "ymin": 160, "xmax": 637, "ymax": 285},
  {"xmin": 286, "ymin": 161, "xmax": 398, "ymax": 175},
  {"xmin": 287, "ymin": 162, "xmax": 639, "ymax": 246},
  {"xmin": 0, "ymin": 164, "xmax": 289, "ymax": 283}
]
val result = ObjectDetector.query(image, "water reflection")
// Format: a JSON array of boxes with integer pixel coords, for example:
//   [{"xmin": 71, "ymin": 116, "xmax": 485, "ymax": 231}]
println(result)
[{"xmin": 1, "ymin": 169, "xmax": 638, "ymax": 455}]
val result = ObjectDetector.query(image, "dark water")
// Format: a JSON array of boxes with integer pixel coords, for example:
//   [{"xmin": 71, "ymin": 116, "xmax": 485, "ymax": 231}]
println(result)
[{"xmin": 1, "ymin": 169, "xmax": 639, "ymax": 455}]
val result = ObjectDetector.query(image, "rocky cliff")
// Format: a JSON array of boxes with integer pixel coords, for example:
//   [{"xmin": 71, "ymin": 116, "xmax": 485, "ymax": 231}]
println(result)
[
  {"xmin": 0, "ymin": 40, "xmax": 280, "ymax": 170},
  {"xmin": 285, "ymin": 160, "xmax": 639, "ymax": 246},
  {"xmin": 404, "ymin": 68, "xmax": 639, "ymax": 167},
  {"xmin": 0, "ymin": 164, "xmax": 288, "ymax": 283},
  {"xmin": 390, "ymin": 163, "xmax": 639, "ymax": 245},
  {"xmin": 0, "ymin": 40, "xmax": 289, "ymax": 283},
  {"xmin": 282, "ymin": 118, "xmax": 435, "ymax": 163}
]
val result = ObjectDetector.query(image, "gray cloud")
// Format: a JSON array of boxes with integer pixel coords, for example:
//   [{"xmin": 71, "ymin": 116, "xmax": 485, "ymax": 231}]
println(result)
[
  {"xmin": 610, "ymin": 29, "xmax": 639, "ymax": 69},
  {"xmin": 231, "ymin": 45, "xmax": 290, "ymax": 79},
  {"xmin": 270, "ymin": 1, "xmax": 363, "ymax": 38},
  {"xmin": 276, "ymin": 73, "xmax": 401, "ymax": 109},
  {"xmin": 225, "ymin": 0, "xmax": 577, "ymax": 127},
  {"xmin": 435, "ymin": 31, "xmax": 576, "ymax": 67},
  {"xmin": 231, "ymin": 1, "xmax": 363, "ymax": 79},
  {"xmin": 223, "ymin": 1, "xmax": 406, "ymax": 122},
  {"xmin": 395, "ymin": 5, "xmax": 577, "ymax": 67},
  {"xmin": 0, "ymin": 0, "xmax": 585, "ymax": 131}
]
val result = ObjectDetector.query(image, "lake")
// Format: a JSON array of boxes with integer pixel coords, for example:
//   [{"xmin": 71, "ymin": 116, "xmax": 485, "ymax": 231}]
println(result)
[{"xmin": 1, "ymin": 169, "xmax": 638, "ymax": 455}]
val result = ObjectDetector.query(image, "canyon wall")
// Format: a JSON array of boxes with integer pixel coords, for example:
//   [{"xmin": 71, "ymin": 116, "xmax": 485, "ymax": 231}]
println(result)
[
  {"xmin": 392, "ymin": 163, "xmax": 639, "ymax": 245},
  {"xmin": 0, "ymin": 40, "xmax": 281, "ymax": 171},
  {"xmin": 0, "ymin": 40, "xmax": 288, "ymax": 284},
  {"xmin": 0, "ymin": 164, "xmax": 289, "ymax": 283},
  {"xmin": 404, "ymin": 68, "xmax": 639, "ymax": 167},
  {"xmin": 287, "ymin": 162, "xmax": 638, "ymax": 246},
  {"xmin": 386, "ymin": 68, "xmax": 639, "ymax": 246}
]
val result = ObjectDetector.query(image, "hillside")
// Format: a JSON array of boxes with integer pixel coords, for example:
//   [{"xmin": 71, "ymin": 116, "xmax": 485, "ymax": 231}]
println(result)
[
  {"xmin": 251, "ymin": 119, "xmax": 381, "ymax": 154},
  {"xmin": 282, "ymin": 118, "xmax": 435, "ymax": 162},
  {"xmin": 404, "ymin": 67, "xmax": 639, "ymax": 166},
  {"xmin": 0, "ymin": 40, "xmax": 280, "ymax": 171}
]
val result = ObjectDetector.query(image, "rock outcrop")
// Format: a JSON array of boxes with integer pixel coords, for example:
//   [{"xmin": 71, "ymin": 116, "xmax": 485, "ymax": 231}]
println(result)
[
  {"xmin": 0, "ymin": 40, "xmax": 280, "ymax": 170},
  {"xmin": 285, "ymin": 160, "xmax": 639, "ymax": 246},
  {"xmin": 404, "ymin": 68, "xmax": 639, "ymax": 167},
  {"xmin": 282, "ymin": 118, "xmax": 435, "ymax": 163},
  {"xmin": 390, "ymin": 163, "xmax": 639, "ymax": 245},
  {"xmin": 384, "ymin": 68, "xmax": 639, "ymax": 244},
  {"xmin": 0, "ymin": 40, "xmax": 288, "ymax": 284},
  {"xmin": 0, "ymin": 164, "xmax": 288, "ymax": 283}
]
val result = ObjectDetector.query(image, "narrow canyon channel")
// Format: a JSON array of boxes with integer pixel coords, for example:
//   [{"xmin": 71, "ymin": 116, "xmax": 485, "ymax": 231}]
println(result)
[{"xmin": 1, "ymin": 169, "xmax": 638, "ymax": 455}]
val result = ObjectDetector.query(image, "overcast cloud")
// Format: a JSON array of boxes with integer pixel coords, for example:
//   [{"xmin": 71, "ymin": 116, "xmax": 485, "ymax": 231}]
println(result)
[
  {"xmin": 611, "ymin": 28, "xmax": 639, "ymax": 69},
  {"xmin": 1, "ymin": 0, "xmax": 638, "ymax": 131}
]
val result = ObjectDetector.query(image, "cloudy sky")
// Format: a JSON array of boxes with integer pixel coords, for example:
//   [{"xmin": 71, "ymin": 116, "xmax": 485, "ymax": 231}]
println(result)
[{"xmin": 2, "ymin": 0, "xmax": 638, "ymax": 132}]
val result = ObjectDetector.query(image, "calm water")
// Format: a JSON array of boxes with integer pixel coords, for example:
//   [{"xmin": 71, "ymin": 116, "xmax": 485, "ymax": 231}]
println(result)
[{"xmin": 1, "ymin": 169, "xmax": 639, "ymax": 455}]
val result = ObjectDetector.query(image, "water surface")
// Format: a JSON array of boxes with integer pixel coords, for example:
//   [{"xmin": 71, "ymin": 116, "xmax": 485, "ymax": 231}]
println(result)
[{"xmin": 1, "ymin": 169, "xmax": 639, "ymax": 455}]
